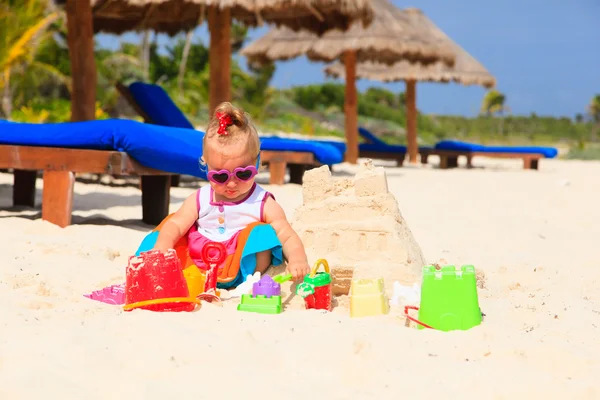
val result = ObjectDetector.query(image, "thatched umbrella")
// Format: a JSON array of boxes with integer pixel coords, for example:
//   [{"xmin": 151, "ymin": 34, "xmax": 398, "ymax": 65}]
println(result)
[
  {"xmin": 240, "ymin": 0, "xmax": 455, "ymax": 164},
  {"xmin": 324, "ymin": 8, "xmax": 496, "ymax": 164},
  {"xmin": 55, "ymin": 0, "xmax": 375, "ymax": 122}
]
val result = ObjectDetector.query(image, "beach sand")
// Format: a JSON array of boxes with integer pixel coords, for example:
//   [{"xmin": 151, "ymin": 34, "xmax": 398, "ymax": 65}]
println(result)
[{"xmin": 1, "ymin": 156, "xmax": 599, "ymax": 399}]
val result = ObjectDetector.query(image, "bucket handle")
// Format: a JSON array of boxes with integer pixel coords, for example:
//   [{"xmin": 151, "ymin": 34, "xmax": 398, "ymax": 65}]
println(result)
[
  {"xmin": 124, "ymin": 296, "xmax": 200, "ymax": 311},
  {"xmin": 404, "ymin": 305, "xmax": 435, "ymax": 329},
  {"xmin": 309, "ymin": 258, "xmax": 330, "ymax": 278}
]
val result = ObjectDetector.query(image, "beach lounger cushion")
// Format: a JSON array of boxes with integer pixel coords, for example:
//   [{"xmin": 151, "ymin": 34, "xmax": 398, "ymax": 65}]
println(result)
[
  {"xmin": 259, "ymin": 137, "xmax": 344, "ymax": 165},
  {"xmin": 0, "ymin": 119, "xmax": 207, "ymax": 178},
  {"xmin": 359, "ymin": 127, "xmax": 383, "ymax": 144},
  {"xmin": 435, "ymin": 140, "xmax": 558, "ymax": 158},
  {"xmin": 358, "ymin": 127, "xmax": 439, "ymax": 164},
  {"xmin": 129, "ymin": 82, "xmax": 195, "ymax": 130},
  {"xmin": 313, "ymin": 139, "xmax": 347, "ymax": 155}
]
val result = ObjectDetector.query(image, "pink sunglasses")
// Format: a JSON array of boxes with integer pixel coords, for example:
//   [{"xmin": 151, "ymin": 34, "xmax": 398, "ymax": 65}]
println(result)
[{"xmin": 207, "ymin": 165, "xmax": 258, "ymax": 184}]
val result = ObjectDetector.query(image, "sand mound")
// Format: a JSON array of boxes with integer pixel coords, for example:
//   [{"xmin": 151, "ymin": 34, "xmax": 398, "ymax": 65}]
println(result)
[{"xmin": 292, "ymin": 160, "xmax": 427, "ymax": 295}]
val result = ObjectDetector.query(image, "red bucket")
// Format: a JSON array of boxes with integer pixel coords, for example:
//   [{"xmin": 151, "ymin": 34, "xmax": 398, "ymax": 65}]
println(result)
[
  {"xmin": 124, "ymin": 249, "xmax": 199, "ymax": 312},
  {"xmin": 296, "ymin": 259, "xmax": 333, "ymax": 312},
  {"xmin": 303, "ymin": 284, "xmax": 332, "ymax": 311}
]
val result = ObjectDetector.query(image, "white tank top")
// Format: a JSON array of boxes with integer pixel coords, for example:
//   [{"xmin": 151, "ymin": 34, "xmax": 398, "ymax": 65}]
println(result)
[{"xmin": 195, "ymin": 183, "xmax": 273, "ymax": 241}]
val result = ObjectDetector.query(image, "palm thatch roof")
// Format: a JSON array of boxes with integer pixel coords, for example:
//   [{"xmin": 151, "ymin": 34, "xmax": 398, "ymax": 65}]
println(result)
[
  {"xmin": 240, "ymin": 0, "xmax": 456, "ymax": 66},
  {"xmin": 53, "ymin": 0, "xmax": 374, "ymax": 36},
  {"xmin": 323, "ymin": 8, "xmax": 496, "ymax": 88}
]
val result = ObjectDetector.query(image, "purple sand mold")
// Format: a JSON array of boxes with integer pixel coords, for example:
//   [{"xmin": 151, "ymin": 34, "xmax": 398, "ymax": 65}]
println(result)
[
  {"xmin": 252, "ymin": 275, "xmax": 281, "ymax": 297},
  {"xmin": 84, "ymin": 284, "xmax": 126, "ymax": 305}
]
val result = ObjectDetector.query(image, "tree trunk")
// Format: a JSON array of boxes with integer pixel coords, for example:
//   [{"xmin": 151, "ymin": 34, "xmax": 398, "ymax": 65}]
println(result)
[
  {"xmin": 208, "ymin": 7, "xmax": 231, "ymax": 115},
  {"xmin": 405, "ymin": 79, "xmax": 418, "ymax": 164},
  {"xmin": 1, "ymin": 72, "xmax": 12, "ymax": 119},
  {"xmin": 178, "ymin": 30, "xmax": 194, "ymax": 94},
  {"xmin": 343, "ymin": 50, "xmax": 358, "ymax": 164},
  {"xmin": 65, "ymin": 0, "xmax": 97, "ymax": 122},
  {"xmin": 141, "ymin": 30, "xmax": 151, "ymax": 81}
]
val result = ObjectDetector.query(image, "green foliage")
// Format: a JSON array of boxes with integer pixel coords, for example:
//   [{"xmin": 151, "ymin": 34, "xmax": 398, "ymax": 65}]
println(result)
[
  {"xmin": 260, "ymin": 111, "xmax": 341, "ymax": 137},
  {"xmin": 291, "ymin": 83, "xmax": 345, "ymax": 111},
  {"xmin": 566, "ymin": 142, "xmax": 600, "ymax": 160},
  {"xmin": 148, "ymin": 37, "xmax": 209, "ymax": 83},
  {"xmin": 588, "ymin": 94, "xmax": 600, "ymax": 123},
  {"xmin": 481, "ymin": 89, "xmax": 506, "ymax": 115}
]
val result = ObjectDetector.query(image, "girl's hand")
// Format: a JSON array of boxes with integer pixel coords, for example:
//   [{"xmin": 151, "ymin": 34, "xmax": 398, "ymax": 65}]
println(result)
[{"xmin": 287, "ymin": 260, "xmax": 311, "ymax": 281}]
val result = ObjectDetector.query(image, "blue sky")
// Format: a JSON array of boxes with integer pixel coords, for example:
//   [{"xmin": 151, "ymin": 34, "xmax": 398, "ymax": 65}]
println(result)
[{"xmin": 96, "ymin": 0, "xmax": 600, "ymax": 118}]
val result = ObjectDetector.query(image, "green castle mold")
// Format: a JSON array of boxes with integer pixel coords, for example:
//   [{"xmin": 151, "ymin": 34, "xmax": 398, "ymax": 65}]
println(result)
[
  {"xmin": 237, "ymin": 294, "xmax": 282, "ymax": 314},
  {"xmin": 418, "ymin": 265, "xmax": 482, "ymax": 331}
]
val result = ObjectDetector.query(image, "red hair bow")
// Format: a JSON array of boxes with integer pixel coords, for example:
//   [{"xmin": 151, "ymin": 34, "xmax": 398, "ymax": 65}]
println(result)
[{"xmin": 216, "ymin": 112, "xmax": 233, "ymax": 135}]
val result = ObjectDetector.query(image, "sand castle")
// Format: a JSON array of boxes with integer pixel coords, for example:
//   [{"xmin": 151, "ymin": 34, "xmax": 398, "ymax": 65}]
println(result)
[{"xmin": 292, "ymin": 160, "xmax": 426, "ymax": 295}]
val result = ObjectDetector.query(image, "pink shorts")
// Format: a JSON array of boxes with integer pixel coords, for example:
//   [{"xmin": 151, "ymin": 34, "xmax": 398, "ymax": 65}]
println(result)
[{"xmin": 187, "ymin": 224, "xmax": 240, "ymax": 271}]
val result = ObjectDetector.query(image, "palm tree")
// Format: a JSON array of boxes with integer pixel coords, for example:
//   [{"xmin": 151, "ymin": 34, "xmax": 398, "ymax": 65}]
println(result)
[
  {"xmin": 178, "ymin": 30, "xmax": 195, "ymax": 94},
  {"xmin": 0, "ymin": 0, "xmax": 60, "ymax": 119},
  {"xmin": 140, "ymin": 30, "xmax": 152, "ymax": 81},
  {"xmin": 481, "ymin": 89, "xmax": 507, "ymax": 136},
  {"xmin": 588, "ymin": 94, "xmax": 600, "ymax": 142},
  {"xmin": 481, "ymin": 89, "xmax": 506, "ymax": 115}
]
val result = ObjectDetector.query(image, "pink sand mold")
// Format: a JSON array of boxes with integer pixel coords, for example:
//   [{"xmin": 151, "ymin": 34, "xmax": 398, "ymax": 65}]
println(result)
[{"xmin": 84, "ymin": 284, "xmax": 126, "ymax": 305}]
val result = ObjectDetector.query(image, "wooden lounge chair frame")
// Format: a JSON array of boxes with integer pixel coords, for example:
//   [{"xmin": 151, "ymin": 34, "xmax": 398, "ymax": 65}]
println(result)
[
  {"xmin": 116, "ymin": 82, "xmax": 322, "ymax": 186},
  {"xmin": 358, "ymin": 149, "xmax": 406, "ymax": 166},
  {"xmin": 358, "ymin": 130, "xmax": 544, "ymax": 170},
  {"xmin": 358, "ymin": 148, "xmax": 434, "ymax": 166},
  {"xmin": 1, "ymin": 144, "xmax": 172, "ymax": 228},
  {"xmin": 421, "ymin": 149, "xmax": 542, "ymax": 170},
  {"xmin": 357, "ymin": 130, "xmax": 430, "ymax": 166}
]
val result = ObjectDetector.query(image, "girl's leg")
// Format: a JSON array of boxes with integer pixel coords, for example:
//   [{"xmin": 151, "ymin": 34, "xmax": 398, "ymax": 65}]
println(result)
[{"xmin": 255, "ymin": 250, "xmax": 272, "ymax": 274}]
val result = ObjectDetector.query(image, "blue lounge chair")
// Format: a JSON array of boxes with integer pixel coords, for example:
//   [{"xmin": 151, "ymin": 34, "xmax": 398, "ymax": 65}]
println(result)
[
  {"xmin": 117, "ymin": 81, "xmax": 344, "ymax": 184},
  {"xmin": 357, "ymin": 127, "xmax": 433, "ymax": 166},
  {"xmin": 432, "ymin": 140, "xmax": 558, "ymax": 169},
  {"xmin": 0, "ymin": 119, "xmax": 207, "ymax": 227}
]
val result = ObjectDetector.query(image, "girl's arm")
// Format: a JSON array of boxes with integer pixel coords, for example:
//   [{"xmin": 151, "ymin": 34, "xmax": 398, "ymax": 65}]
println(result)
[
  {"xmin": 263, "ymin": 197, "xmax": 310, "ymax": 280},
  {"xmin": 153, "ymin": 192, "xmax": 199, "ymax": 252}
]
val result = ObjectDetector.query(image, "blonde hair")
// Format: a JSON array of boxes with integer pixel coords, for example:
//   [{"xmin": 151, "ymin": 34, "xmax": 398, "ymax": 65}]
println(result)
[{"xmin": 202, "ymin": 102, "xmax": 260, "ymax": 166}]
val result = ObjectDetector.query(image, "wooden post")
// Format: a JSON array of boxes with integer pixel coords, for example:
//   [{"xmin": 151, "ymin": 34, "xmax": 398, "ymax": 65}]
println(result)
[
  {"xmin": 141, "ymin": 176, "xmax": 171, "ymax": 225},
  {"xmin": 13, "ymin": 170, "xmax": 37, "ymax": 207},
  {"xmin": 65, "ymin": 0, "xmax": 97, "ymax": 122},
  {"xmin": 43, "ymin": 1, "xmax": 96, "ymax": 227},
  {"xmin": 42, "ymin": 171, "xmax": 75, "ymax": 228},
  {"xmin": 344, "ymin": 50, "xmax": 358, "ymax": 164},
  {"xmin": 288, "ymin": 164, "xmax": 306, "ymax": 184},
  {"xmin": 268, "ymin": 161, "xmax": 286, "ymax": 185},
  {"xmin": 405, "ymin": 79, "xmax": 418, "ymax": 164},
  {"xmin": 208, "ymin": 6, "xmax": 231, "ymax": 115}
]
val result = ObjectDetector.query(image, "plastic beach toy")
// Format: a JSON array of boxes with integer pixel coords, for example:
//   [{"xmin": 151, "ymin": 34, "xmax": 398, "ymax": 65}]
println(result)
[
  {"xmin": 349, "ymin": 278, "xmax": 389, "ymax": 318},
  {"xmin": 404, "ymin": 265, "xmax": 482, "ymax": 331},
  {"xmin": 123, "ymin": 249, "xmax": 200, "ymax": 312},
  {"xmin": 296, "ymin": 259, "xmax": 332, "ymax": 311},
  {"xmin": 253, "ymin": 275, "xmax": 281, "ymax": 297},
  {"xmin": 237, "ymin": 273, "xmax": 284, "ymax": 314},
  {"xmin": 197, "ymin": 242, "xmax": 226, "ymax": 303},
  {"xmin": 272, "ymin": 273, "xmax": 292, "ymax": 284},
  {"xmin": 182, "ymin": 264, "xmax": 206, "ymax": 299},
  {"xmin": 84, "ymin": 284, "xmax": 125, "ymax": 305}
]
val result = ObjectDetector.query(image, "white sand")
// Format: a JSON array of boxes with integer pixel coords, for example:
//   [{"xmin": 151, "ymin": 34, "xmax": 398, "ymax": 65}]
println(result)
[{"xmin": 1, "ymin": 156, "xmax": 600, "ymax": 399}]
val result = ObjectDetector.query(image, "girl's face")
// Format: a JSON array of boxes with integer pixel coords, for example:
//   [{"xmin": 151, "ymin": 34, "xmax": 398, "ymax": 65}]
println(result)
[{"xmin": 205, "ymin": 143, "xmax": 257, "ymax": 201}]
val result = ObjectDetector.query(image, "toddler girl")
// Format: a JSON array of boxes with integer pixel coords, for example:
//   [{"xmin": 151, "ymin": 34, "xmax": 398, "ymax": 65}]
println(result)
[{"xmin": 153, "ymin": 102, "xmax": 310, "ymax": 285}]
